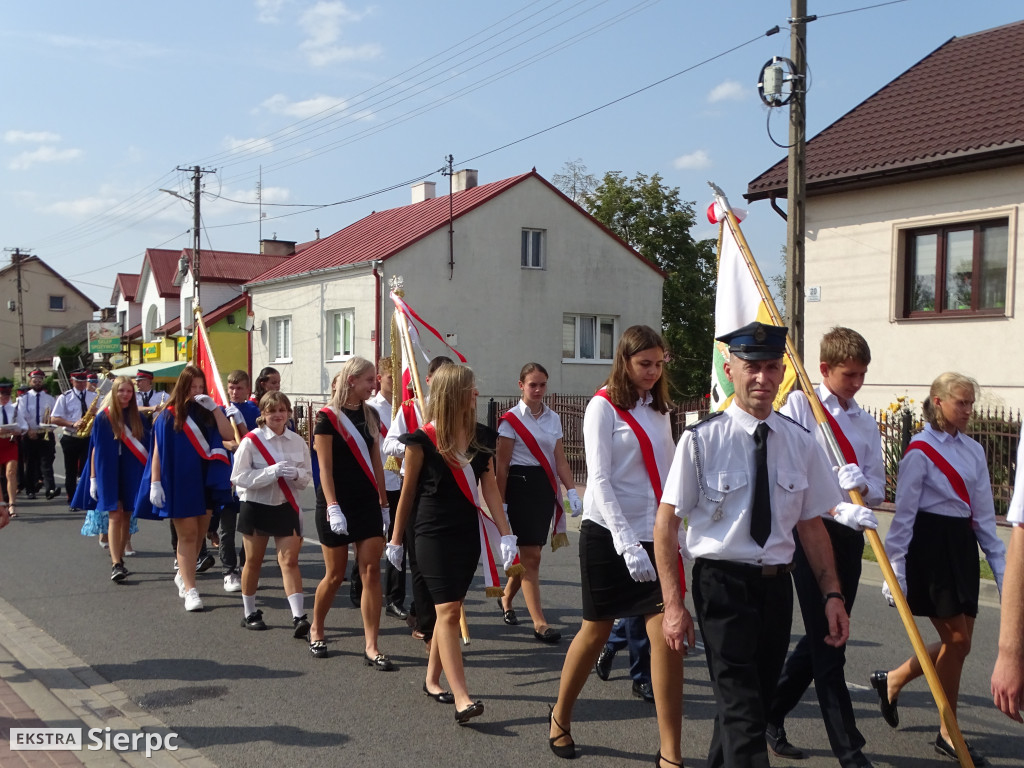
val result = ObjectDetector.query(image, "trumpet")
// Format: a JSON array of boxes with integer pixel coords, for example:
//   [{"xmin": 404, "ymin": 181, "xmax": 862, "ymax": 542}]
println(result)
[{"xmin": 76, "ymin": 376, "xmax": 112, "ymax": 437}]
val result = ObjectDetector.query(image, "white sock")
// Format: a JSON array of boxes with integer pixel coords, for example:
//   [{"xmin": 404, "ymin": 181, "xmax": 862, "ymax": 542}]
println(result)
[
  {"xmin": 242, "ymin": 594, "xmax": 256, "ymax": 616},
  {"xmin": 287, "ymin": 592, "xmax": 304, "ymax": 618}
]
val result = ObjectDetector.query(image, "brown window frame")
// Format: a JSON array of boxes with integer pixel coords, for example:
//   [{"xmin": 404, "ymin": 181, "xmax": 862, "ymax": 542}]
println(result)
[{"xmin": 901, "ymin": 217, "xmax": 1009, "ymax": 319}]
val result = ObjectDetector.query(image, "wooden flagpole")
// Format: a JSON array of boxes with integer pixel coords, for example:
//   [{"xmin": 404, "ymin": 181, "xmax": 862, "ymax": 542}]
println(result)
[
  {"xmin": 193, "ymin": 307, "xmax": 241, "ymax": 443},
  {"xmin": 391, "ymin": 290, "xmax": 472, "ymax": 645},
  {"xmin": 709, "ymin": 182, "xmax": 973, "ymax": 768}
]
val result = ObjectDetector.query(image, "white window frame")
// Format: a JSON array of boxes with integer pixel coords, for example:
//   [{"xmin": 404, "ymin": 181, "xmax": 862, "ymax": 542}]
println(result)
[
  {"xmin": 521, "ymin": 228, "xmax": 546, "ymax": 270},
  {"xmin": 328, "ymin": 308, "xmax": 355, "ymax": 361},
  {"xmin": 49, "ymin": 295, "xmax": 65, "ymax": 311},
  {"xmin": 562, "ymin": 314, "xmax": 617, "ymax": 363},
  {"xmin": 270, "ymin": 316, "xmax": 292, "ymax": 363}
]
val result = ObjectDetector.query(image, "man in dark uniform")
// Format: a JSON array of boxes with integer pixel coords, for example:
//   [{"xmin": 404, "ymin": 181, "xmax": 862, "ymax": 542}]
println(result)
[
  {"xmin": 655, "ymin": 322, "xmax": 874, "ymax": 768},
  {"xmin": 21, "ymin": 370, "xmax": 58, "ymax": 499},
  {"xmin": 49, "ymin": 370, "xmax": 96, "ymax": 505}
]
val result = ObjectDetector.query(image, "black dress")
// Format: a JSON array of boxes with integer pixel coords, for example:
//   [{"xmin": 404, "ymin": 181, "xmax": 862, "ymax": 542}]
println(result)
[
  {"xmin": 400, "ymin": 424, "xmax": 496, "ymax": 604},
  {"xmin": 314, "ymin": 406, "xmax": 383, "ymax": 546}
]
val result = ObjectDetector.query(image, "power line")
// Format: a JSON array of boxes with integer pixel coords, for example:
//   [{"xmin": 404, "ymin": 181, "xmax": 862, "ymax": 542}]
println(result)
[{"xmin": 816, "ymin": 0, "xmax": 908, "ymax": 20}]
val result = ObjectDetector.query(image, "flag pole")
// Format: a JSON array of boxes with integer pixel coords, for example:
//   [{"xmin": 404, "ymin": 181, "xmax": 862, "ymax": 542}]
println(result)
[
  {"xmin": 391, "ymin": 291, "xmax": 472, "ymax": 645},
  {"xmin": 709, "ymin": 182, "xmax": 973, "ymax": 768},
  {"xmin": 193, "ymin": 307, "xmax": 241, "ymax": 443}
]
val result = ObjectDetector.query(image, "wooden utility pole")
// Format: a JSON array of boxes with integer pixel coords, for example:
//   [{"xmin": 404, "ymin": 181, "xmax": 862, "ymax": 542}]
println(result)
[
  {"xmin": 785, "ymin": 0, "xmax": 808, "ymax": 357},
  {"xmin": 173, "ymin": 165, "xmax": 215, "ymax": 312},
  {"xmin": 13, "ymin": 248, "xmax": 27, "ymax": 381}
]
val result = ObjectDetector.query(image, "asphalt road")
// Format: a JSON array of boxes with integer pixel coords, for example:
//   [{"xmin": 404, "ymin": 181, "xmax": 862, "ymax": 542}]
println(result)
[{"xmin": 1, "ymin": 472, "xmax": 1020, "ymax": 767}]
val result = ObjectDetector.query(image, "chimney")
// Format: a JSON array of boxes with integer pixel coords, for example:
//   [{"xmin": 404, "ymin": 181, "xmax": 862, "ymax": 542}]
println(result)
[
  {"xmin": 260, "ymin": 239, "xmax": 297, "ymax": 257},
  {"xmin": 315, "ymin": 229, "xmax": 321, "ymax": 240},
  {"xmin": 452, "ymin": 169, "xmax": 478, "ymax": 193},
  {"xmin": 412, "ymin": 181, "xmax": 436, "ymax": 203}
]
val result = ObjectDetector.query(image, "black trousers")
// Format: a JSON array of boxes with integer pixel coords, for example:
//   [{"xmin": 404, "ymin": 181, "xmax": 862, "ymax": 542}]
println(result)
[
  {"xmin": 217, "ymin": 498, "xmax": 242, "ymax": 574},
  {"xmin": 768, "ymin": 521, "xmax": 868, "ymax": 767},
  {"xmin": 693, "ymin": 558, "xmax": 794, "ymax": 768},
  {"xmin": 349, "ymin": 489, "xmax": 405, "ymax": 605},
  {"xmin": 59, "ymin": 435, "xmax": 89, "ymax": 503},
  {"xmin": 24, "ymin": 434, "xmax": 56, "ymax": 492}
]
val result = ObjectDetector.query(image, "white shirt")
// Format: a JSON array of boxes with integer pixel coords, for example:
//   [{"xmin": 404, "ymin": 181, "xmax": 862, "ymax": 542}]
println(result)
[
  {"xmin": 886, "ymin": 423, "xmax": 1006, "ymax": 579},
  {"xmin": 18, "ymin": 389, "xmax": 56, "ymax": 430},
  {"xmin": 582, "ymin": 390, "xmax": 674, "ymax": 553},
  {"xmin": 0, "ymin": 401, "xmax": 29, "ymax": 435},
  {"xmin": 782, "ymin": 385, "xmax": 886, "ymax": 507},
  {"xmin": 381, "ymin": 399, "xmax": 425, "ymax": 477},
  {"xmin": 370, "ymin": 391, "xmax": 401, "ymax": 492},
  {"xmin": 662, "ymin": 403, "xmax": 842, "ymax": 567},
  {"xmin": 136, "ymin": 389, "xmax": 169, "ymax": 409},
  {"xmin": 51, "ymin": 387, "xmax": 97, "ymax": 437},
  {"xmin": 497, "ymin": 400, "xmax": 564, "ymax": 467},
  {"xmin": 231, "ymin": 425, "xmax": 312, "ymax": 507},
  {"xmin": 1006, "ymin": 423, "xmax": 1024, "ymax": 527}
]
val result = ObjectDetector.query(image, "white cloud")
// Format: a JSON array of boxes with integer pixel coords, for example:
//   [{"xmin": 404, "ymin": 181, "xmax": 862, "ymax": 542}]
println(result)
[
  {"xmin": 707, "ymin": 80, "xmax": 746, "ymax": 103},
  {"xmin": 260, "ymin": 93, "xmax": 346, "ymax": 119},
  {"xmin": 43, "ymin": 195, "xmax": 119, "ymax": 218},
  {"xmin": 39, "ymin": 33, "xmax": 168, "ymax": 59},
  {"xmin": 255, "ymin": 0, "xmax": 289, "ymax": 23},
  {"xmin": 9, "ymin": 146, "xmax": 83, "ymax": 171},
  {"xmin": 673, "ymin": 150, "xmax": 711, "ymax": 171},
  {"xmin": 223, "ymin": 136, "xmax": 275, "ymax": 154},
  {"xmin": 4, "ymin": 130, "xmax": 61, "ymax": 144},
  {"xmin": 298, "ymin": 1, "xmax": 381, "ymax": 67}
]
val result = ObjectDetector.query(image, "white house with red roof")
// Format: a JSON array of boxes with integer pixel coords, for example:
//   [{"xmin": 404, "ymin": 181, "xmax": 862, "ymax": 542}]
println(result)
[{"xmin": 245, "ymin": 169, "xmax": 665, "ymax": 399}]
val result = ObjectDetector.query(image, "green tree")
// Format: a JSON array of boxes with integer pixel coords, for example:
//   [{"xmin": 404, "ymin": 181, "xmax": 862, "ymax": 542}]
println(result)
[{"xmin": 582, "ymin": 171, "xmax": 716, "ymax": 398}]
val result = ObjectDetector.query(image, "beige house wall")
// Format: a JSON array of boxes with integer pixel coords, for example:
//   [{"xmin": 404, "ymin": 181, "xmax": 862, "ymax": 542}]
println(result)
[{"xmin": 803, "ymin": 165, "xmax": 1024, "ymax": 412}]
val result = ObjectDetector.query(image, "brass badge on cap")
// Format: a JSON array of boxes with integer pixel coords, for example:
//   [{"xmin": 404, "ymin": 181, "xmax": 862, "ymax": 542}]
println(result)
[{"xmin": 753, "ymin": 325, "xmax": 767, "ymax": 343}]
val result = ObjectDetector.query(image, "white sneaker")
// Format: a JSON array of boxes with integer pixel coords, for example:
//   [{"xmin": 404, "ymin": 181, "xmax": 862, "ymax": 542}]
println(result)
[
  {"xmin": 124, "ymin": 546, "xmax": 136, "ymax": 557},
  {"xmin": 98, "ymin": 537, "xmax": 109, "ymax": 549},
  {"xmin": 224, "ymin": 573, "xmax": 242, "ymax": 593},
  {"xmin": 174, "ymin": 572, "xmax": 186, "ymax": 598},
  {"xmin": 184, "ymin": 588, "xmax": 203, "ymax": 611}
]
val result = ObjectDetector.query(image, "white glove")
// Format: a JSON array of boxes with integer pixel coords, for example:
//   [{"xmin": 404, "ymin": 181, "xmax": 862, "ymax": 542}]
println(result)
[
  {"xmin": 225, "ymin": 404, "xmax": 245, "ymax": 427},
  {"xmin": 89, "ymin": 477, "xmax": 98, "ymax": 501},
  {"xmin": 500, "ymin": 534, "xmax": 518, "ymax": 571},
  {"xmin": 193, "ymin": 394, "xmax": 217, "ymax": 411},
  {"xmin": 386, "ymin": 542, "xmax": 404, "ymax": 570},
  {"xmin": 882, "ymin": 577, "xmax": 907, "ymax": 608},
  {"xmin": 381, "ymin": 506, "xmax": 391, "ymax": 532},
  {"xmin": 150, "ymin": 480, "xmax": 165, "ymax": 507},
  {"xmin": 276, "ymin": 462, "xmax": 298, "ymax": 480},
  {"xmin": 327, "ymin": 503, "xmax": 348, "ymax": 535},
  {"xmin": 622, "ymin": 543, "xmax": 656, "ymax": 582},
  {"xmin": 832, "ymin": 502, "xmax": 878, "ymax": 531},
  {"xmin": 836, "ymin": 463, "xmax": 868, "ymax": 493},
  {"xmin": 567, "ymin": 488, "xmax": 583, "ymax": 517}
]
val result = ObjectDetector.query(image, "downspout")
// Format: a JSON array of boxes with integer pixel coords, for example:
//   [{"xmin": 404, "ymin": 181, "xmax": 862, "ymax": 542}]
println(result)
[
  {"xmin": 373, "ymin": 261, "xmax": 382, "ymax": 365},
  {"xmin": 769, "ymin": 194, "xmax": 788, "ymax": 222},
  {"xmin": 246, "ymin": 291, "xmax": 253, "ymax": 377}
]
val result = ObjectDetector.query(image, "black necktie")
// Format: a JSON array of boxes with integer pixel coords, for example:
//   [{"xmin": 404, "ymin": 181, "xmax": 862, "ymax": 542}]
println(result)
[
  {"xmin": 36, "ymin": 394, "xmax": 40, "ymax": 424},
  {"xmin": 142, "ymin": 391, "xmax": 152, "ymax": 407},
  {"xmin": 77, "ymin": 391, "xmax": 87, "ymax": 417},
  {"xmin": 2, "ymin": 407, "xmax": 7, "ymax": 426},
  {"xmin": 751, "ymin": 422, "xmax": 772, "ymax": 547}
]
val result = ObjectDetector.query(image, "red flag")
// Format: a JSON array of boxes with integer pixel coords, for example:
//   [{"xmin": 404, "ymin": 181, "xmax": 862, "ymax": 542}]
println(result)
[{"xmin": 193, "ymin": 313, "xmax": 227, "ymax": 407}]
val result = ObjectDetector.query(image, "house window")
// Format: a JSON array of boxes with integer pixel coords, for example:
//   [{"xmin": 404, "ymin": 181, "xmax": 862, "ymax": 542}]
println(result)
[
  {"xmin": 41, "ymin": 327, "xmax": 63, "ymax": 343},
  {"xmin": 902, "ymin": 218, "xmax": 1009, "ymax": 317},
  {"xmin": 562, "ymin": 314, "xmax": 616, "ymax": 362},
  {"xmin": 330, "ymin": 309, "xmax": 354, "ymax": 360},
  {"xmin": 271, "ymin": 316, "xmax": 292, "ymax": 362},
  {"xmin": 521, "ymin": 228, "xmax": 545, "ymax": 269},
  {"xmin": 49, "ymin": 295, "xmax": 65, "ymax": 311}
]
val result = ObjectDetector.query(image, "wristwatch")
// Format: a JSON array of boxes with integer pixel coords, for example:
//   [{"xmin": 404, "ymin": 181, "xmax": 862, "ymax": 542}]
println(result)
[{"xmin": 823, "ymin": 591, "xmax": 845, "ymax": 605}]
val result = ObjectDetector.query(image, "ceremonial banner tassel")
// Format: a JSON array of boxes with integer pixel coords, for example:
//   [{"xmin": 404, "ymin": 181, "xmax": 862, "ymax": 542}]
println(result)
[{"xmin": 708, "ymin": 182, "xmax": 975, "ymax": 768}]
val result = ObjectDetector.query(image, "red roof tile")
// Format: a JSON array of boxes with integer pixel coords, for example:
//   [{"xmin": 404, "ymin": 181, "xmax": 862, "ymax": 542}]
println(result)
[
  {"xmin": 747, "ymin": 20, "xmax": 1024, "ymax": 200},
  {"xmin": 144, "ymin": 248, "xmax": 183, "ymax": 299},
  {"xmin": 179, "ymin": 249, "xmax": 291, "ymax": 283},
  {"xmin": 111, "ymin": 273, "xmax": 140, "ymax": 304}
]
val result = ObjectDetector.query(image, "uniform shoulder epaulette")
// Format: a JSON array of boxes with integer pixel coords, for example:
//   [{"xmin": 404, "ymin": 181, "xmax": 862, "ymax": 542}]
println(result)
[
  {"xmin": 685, "ymin": 410, "xmax": 726, "ymax": 431},
  {"xmin": 775, "ymin": 411, "xmax": 810, "ymax": 433}
]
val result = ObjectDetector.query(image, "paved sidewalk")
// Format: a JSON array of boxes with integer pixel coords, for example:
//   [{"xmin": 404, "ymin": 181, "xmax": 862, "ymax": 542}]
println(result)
[{"xmin": 0, "ymin": 596, "xmax": 215, "ymax": 767}]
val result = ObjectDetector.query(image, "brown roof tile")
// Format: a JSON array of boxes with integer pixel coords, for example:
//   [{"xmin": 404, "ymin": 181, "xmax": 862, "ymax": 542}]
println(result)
[
  {"xmin": 179, "ymin": 249, "xmax": 291, "ymax": 283},
  {"xmin": 747, "ymin": 20, "xmax": 1024, "ymax": 200}
]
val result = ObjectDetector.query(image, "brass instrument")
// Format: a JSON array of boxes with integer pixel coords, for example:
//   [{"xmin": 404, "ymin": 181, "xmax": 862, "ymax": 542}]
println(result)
[
  {"xmin": 76, "ymin": 375, "xmax": 112, "ymax": 437},
  {"xmin": 40, "ymin": 406, "xmax": 54, "ymax": 442}
]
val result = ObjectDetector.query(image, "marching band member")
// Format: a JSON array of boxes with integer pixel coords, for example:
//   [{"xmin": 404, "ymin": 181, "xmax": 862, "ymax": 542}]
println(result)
[
  {"xmin": 877, "ymin": 372, "xmax": 1005, "ymax": 765},
  {"xmin": 387, "ymin": 363, "xmax": 517, "ymax": 724},
  {"xmin": 134, "ymin": 365, "xmax": 235, "ymax": 612},
  {"xmin": 50, "ymin": 370, "xmax": 97, "ymax": 504},
  {"xmin": 548, "ymin": 325, "xmax": 677, "ymax": 760},
  {"xmin": 231, "ymin": 391, "xmax": 312, "ymax": 636},
  {"xmin": 74, "ymin": 377, "xmax": 148, "ymax": 581},
  {"xmin": 134, "ymin": 370, "xmax": 169, "ymax": 417},
  {"xmin": 0, "ymin": 382, "xmax": 29, "ymax": 518},
  {"xmin": 309, "ymin": 357, "xmax": 392, "ymax": 668},
  {"xmin": 496, "ymin": 362, "xmax": 581, "ymax": 643},
  {"xmin": 20, "ymin": 369, "xmax": 58, "ymax": 500}
]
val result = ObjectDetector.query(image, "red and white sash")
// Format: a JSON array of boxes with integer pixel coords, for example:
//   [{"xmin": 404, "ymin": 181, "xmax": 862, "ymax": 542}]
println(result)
[
  {"xmin": 500, "ymin": 409, "xmax": 566, "ymax": 543},
  {"xmin": 819, "ymin": 399, "xmax": 858, "ymax": 466},
  {"xmin": 167, "ymin": 406, "xmax": 230, "ymax": 465},
  {"xmin": 904, "ymin": 439, "xmax": 973, "ymax": 517},
  {"xmin": 319, "ymin": 405, "xmax": 378, "ymax": 492},
  {"xmin": 401, "ymin": 400, "xmax": 420, "ymax": 433},
  {"xmin": 104, "ymin": 407, "xmax": 149, "ymax": 465},
  {"xmin": 422, "ymin": 422, "xmax": 517, "ymax": 593},
  {"xmin": 243, "ymin": 430, "xmax": 300, "ymax": 513}
]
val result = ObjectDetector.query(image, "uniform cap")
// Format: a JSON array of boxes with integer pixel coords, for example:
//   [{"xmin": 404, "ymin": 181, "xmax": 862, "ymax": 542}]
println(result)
[
  {"xmin": 29, "ymin": 369, "xmax": 45, "ymax": 379},
  {"xmin": 136, "ymin": 370, "xmax": 154, "ymax": 380},
  {"xmin": 0, "ymin": 382, "xmax": 13, "ymax": 391},
  {"xmin": 715, "ymin": 321, "xmax": 788, "ymax": 361},
  {"xmin": 70, "ymin": 370, "xmax": 89, "ymax": 382}
]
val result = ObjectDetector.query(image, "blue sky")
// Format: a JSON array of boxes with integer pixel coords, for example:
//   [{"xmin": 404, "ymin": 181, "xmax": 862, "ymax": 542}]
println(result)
[{"xmin": 2, "ymin": 1, "xmax": 1021, "ymax": 308}]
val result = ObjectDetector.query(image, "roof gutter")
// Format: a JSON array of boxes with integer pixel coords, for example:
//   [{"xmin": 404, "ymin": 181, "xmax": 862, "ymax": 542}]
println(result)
[
  {"xmin": 245, "ymin": 260, "xmax": 373, "ymax": 290},
  {"xmin": 372, "ymin": 260, "xmax": 382, "ymax": 365}
]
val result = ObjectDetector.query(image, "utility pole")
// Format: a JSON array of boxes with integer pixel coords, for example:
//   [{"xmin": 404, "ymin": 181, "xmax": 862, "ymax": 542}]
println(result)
[
  {"xmin": 785, "ymin": 0, "xmax": 809, "ymax": 358},
  {"xmin": 164, "ymin": 166, "xmax": 215, "ymax": 315},
  {"xmin": 6, "ymin": 248, "xmax": 29, "ymax": 382},
  {"xmin": 443, "ymin": 154, "xmax": 454, "ymax": 280}
]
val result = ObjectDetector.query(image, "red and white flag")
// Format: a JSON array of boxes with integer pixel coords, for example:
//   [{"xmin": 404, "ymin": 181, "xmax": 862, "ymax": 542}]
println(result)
[{"xmin": 193, "ymin": 312, "xmax": 227, "ymax": 407}]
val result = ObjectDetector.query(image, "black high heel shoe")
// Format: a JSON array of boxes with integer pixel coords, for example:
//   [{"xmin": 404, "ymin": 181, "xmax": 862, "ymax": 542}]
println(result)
[
  {"xmin": 655, "ymin": 752, "xmax": 683, "ymax": 767},
  {"xmin": 548, "ymin": 704, "xmax": 576, "ymax": 759}
]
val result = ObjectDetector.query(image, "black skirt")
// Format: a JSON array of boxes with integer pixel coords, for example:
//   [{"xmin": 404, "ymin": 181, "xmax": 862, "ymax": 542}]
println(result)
[
  {"xmin": 579, "ymin": 519, "xmax": 662, "ymax": 621},
  {"xmin": 506, "ymin": 465, "xmax": 556, "ymax": 547},
  {"xmin": 314, "ymin": 487, "xmax": 384, "ymax": 547},
  {"xmin": 237, "ymin": 500, "xmax": 300, "ymax": 538},
  {"xmin": 906, "ymin": 511, "xmax": 980, "ymax": 619}
]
